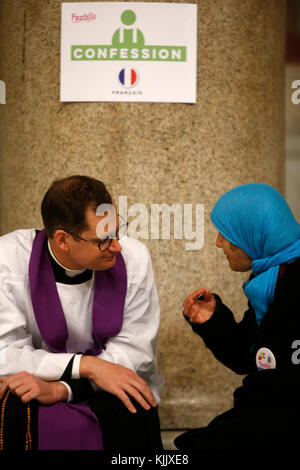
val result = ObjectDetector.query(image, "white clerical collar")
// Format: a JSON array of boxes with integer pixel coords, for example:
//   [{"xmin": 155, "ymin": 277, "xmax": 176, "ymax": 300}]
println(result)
[{"xmin": 47, "ymin": 241, "xmax": 86, "ymax": 278}]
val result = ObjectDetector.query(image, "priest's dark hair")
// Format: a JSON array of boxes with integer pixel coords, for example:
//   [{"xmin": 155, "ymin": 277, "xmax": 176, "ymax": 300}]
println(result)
[{"xmin": 41, "ymin": 175, "xmax": 112, "ymax": 238}]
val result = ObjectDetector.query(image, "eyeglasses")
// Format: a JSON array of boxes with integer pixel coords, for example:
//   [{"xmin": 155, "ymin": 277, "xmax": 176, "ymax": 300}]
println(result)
[{"xmin": 58, "ymin": 214, "xmax": 128, "ymax": 253}]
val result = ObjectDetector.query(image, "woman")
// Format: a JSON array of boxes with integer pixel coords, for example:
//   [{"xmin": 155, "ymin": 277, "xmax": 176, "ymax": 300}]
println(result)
[{"xmin": 175, "ymin": 183, "xmax": 300, "ymax": 450}]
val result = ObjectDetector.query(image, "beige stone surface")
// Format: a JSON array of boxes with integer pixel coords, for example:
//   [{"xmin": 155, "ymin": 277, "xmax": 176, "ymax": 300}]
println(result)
[{"xmin": 0, "ymin": 0, "xmax": 286, "ymax": 429}]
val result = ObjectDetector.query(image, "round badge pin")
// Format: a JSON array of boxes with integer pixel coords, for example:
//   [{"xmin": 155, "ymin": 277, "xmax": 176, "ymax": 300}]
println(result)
[{"xmin": 256, "ymin": 347, "xmax": 276, "ymax": 371}]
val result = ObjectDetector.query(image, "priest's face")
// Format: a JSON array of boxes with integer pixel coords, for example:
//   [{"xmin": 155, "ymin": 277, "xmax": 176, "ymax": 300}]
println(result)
[{"xmin": 65, "ymin": 205, "xmax": 122, "ymax": 271}]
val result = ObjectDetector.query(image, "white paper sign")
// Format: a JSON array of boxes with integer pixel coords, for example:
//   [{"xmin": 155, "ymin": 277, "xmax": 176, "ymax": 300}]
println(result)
[{"xmin": 60, "ymin": 2, "xmax": 197, "ymax": 103}]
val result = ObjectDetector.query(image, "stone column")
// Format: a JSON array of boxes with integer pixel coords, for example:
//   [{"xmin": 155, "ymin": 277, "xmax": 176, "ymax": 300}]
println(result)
[{"xmin": 0, "ymin": 0, "xmax": 285, "ymax": 431}]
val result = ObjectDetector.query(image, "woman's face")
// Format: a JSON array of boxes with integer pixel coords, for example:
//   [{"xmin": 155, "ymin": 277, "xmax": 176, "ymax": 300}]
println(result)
[{"xmin": 216, "ymin": 232, "xmax": 252, "ymax": 272}]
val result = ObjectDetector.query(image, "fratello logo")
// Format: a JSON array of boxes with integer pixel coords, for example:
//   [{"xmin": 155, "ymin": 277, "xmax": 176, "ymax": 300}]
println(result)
[{"xmin": 71, "ymin": 9, "xmax": 187, "ymax": 62}]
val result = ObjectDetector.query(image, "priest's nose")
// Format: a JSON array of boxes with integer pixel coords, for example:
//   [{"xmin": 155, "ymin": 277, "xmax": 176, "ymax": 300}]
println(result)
[{"xmin": 108, "ymin": 238, "xmax": 122, "ymax": 253}]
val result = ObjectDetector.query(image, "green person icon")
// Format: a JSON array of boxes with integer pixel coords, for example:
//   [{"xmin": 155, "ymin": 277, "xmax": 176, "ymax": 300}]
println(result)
[{"xmin": 112, "ymin": 10, "xmax": 145, "ymax": 47}]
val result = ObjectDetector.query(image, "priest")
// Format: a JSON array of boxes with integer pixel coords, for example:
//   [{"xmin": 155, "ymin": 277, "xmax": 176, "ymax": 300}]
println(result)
[{"xmin": 0, "ymin": 175, "xmax": 163, "ymax": 451}]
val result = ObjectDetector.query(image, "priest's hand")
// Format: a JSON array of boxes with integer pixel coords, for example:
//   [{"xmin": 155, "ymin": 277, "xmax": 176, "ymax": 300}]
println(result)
[
  {"xmin": 183, "ymin": 288, "xmax": 216, "ymax": 324},
  {"xmin": 0, "ymin": 371, "xmax": 69, "ymax": 404},
  {"xmin": 80, "ymin": 356, "xmax": 157, "ymax": 413}
]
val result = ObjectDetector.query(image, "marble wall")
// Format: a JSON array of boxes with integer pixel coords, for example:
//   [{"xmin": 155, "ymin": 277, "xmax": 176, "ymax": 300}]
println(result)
[{"xmin": 0, "ymin": 0, "xmax": 286, "ymax": 429}]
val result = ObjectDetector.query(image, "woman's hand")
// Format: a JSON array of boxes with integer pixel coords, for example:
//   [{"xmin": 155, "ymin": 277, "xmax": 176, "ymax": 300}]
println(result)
[{"xmin": 183, "ymin": 288, "xmax": 216, "ymax": 324}]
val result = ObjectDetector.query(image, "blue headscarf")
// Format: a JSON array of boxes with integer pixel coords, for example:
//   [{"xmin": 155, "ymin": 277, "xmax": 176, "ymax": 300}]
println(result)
[{"xmin": 211, "ymin": 183, "xmax": 300, "ymax": 326}]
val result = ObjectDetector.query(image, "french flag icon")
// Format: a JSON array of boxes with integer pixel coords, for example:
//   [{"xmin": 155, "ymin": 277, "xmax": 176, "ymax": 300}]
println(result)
[{"xmin": 118, "ymin": 68, "xmax": 138, "ymax": 87}]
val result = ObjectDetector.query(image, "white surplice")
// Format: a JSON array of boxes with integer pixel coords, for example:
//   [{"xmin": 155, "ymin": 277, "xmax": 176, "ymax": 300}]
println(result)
[{"xmin": 0, "ymin": 229, "xmax": 163, "ymax": 403}]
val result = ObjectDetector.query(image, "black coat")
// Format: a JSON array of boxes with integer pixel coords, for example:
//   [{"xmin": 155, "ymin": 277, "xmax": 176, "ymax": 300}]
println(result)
[{"xmin": 175, "ymin": 258, "xmax": 300, "ymax": 450}]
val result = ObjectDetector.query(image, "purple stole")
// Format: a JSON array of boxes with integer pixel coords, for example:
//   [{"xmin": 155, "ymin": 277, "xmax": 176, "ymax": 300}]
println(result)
[{"xmin": 28, "ymin": 229, "xmax": 127, "ymax": 450}]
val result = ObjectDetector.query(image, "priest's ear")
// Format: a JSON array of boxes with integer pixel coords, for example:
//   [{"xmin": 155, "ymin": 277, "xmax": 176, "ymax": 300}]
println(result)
[{"xmin": 52, "ymin": 230, "xmax": 71, "ymax": 251}]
